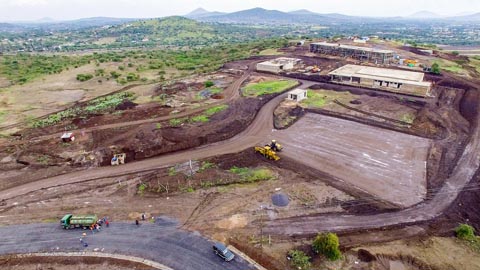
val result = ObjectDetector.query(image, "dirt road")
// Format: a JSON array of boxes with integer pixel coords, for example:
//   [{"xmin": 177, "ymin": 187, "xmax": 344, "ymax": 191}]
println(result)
[{"xmin": 0, "ymin": 218, "xmax": 254, "ymax": 270}]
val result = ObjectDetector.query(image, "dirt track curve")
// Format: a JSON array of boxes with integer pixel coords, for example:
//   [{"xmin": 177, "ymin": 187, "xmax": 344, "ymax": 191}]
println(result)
[{"xmin": 1, "ymin": 67, "xmax": 479, "ymax": 238}]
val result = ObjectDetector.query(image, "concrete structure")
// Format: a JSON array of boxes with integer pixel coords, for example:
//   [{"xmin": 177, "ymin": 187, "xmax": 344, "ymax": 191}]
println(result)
[
  {"xmin": 328, "ymin": 64, "xmax": 432, "ymax": 97},
  {"xmin": 310, "ymin": 42, "xmax": 395, "ymax": 64},
  {"xmin": 256, "ymin": 57, "xmax": 302, "ymax": 74},
  {"xmin": 61, "ymin": 132, "xmax": 75, "ymax": 142},
  {"xmin": 287, "ymin": 89, "xmax": 308, "ymax": 102}
]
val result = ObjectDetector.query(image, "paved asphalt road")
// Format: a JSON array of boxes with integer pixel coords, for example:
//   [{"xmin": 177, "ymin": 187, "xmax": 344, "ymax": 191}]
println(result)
[{"xmin": 0, "ymin": 217, "xmax": 254, "ymax": 270}]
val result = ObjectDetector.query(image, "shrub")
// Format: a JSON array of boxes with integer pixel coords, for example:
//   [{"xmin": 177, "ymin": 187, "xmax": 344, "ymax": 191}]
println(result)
[
  {"xmin": 431, "ymin": 63, "xmax": 441, "ymax": 74},
  {"xmin": 288, "ymin": 250, "xmax": 311, "ymax": 270},
  {"xmin": 312, "ymin": 232, "xmax": 342, "ymax": 261},
  {"xmin": 205, "ymin": 80, "xmax": 214, "ymax": 88},
  {"xmin": 456, "ymin": 224, "xmax": 476, "ymax": 241},
  {"xmin": 110, "ymin": 71, "xmax": 121, "ymax": 78},
  {"xmin": 76, "ymin": 73, "xmax": 93, "ymax": 81}
]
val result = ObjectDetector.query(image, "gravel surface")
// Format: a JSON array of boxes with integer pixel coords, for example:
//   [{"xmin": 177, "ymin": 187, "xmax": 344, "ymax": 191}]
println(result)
[{"xmin": 0, "ymin": 217, "xmax": 254, "ymax": 270}]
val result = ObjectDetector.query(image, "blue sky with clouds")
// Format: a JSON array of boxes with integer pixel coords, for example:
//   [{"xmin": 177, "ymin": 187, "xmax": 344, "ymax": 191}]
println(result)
[{"xmin": 2, "ymin": 0, "xmax": 480, "ymax": 21}]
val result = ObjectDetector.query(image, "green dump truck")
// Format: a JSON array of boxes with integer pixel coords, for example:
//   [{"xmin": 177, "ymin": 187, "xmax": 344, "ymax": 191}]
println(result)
[{"xmin": 60, "ymin": 214, "xmax": 98, "ymax": 229}]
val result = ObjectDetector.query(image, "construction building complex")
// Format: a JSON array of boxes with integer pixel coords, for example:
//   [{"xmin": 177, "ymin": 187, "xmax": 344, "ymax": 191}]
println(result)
[
  {"xmin": 329, "ymin": 64, "xmax": 432, "ymax": 97},
  {"xmin": 256, "ymin": 57, "xmax": 303, "ymax": 74},
  {"xmin": 310, "ymin": 42, "xmax": 395, "ymax": 64}
]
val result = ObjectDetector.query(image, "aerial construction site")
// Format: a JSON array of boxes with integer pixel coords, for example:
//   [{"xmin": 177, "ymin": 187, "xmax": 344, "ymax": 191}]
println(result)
[{"xmin": 1, "ymin": 36, "xmax": 480, "ymax": 270}]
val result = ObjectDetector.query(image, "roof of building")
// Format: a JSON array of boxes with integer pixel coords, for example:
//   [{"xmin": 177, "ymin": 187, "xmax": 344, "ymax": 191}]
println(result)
[
  {"xmin": 311, "ymin": 42, "xmax": 394, "ymax": 54},
  {"xmin": 329, "ymin": 64, "xmax": 431, "ymax": 87},
  {"xmin": 61, "ymin": 132, "xmax": 74, "ymax": 139},
  {"xmin": 288, "ymin": 88, "xmax": 307, "ymax": 95},
  {"xmin": 257, "ymin": 57, "xmax": 302, "ymax": 67}
]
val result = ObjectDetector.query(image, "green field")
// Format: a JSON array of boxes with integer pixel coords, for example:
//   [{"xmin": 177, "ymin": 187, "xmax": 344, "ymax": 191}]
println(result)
[
  {"xmin": 243, "ymin": 80, "xmax": 298, "ymax": 97},
  {"xmin": 300, "ymin": 89, "xmax": 355, "ymax": 108},
  {"xmin": 433, "ymin": 59, "xmax": 467, "ymax": 74}
]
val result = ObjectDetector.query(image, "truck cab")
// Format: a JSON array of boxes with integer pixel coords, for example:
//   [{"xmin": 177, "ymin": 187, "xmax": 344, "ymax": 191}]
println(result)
[{"xmin": 60, "ymin": 214, "xmax": 73, "ymax": 228}]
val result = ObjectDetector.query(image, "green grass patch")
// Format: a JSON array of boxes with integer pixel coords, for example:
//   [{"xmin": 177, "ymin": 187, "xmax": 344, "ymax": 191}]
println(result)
[
  {"xmin": 205, "ymin": 105, "xmax": 228, "ymax": 116},
  {"xmin": 401, "ymin": 113, "xmax": 416, "ymax": 124},
  {"xmin": 190, "ymin": 115, "xmax": 210, "ymax": 123},
  {"xmin": 302, "ymin": 91, "xmax": 327, "ymax": 108},
  {"xmin": 169, "ymin": 117, "xmax": 188, "ymax": 127},
  {"xmin": 199, "ymin": 161, "xmax": 216, "ymax": 172},
  {"xmin": 433, "ymin": 59, "xmax": 467, "ymax": 74},
  {"xmin": 258, "ymin": 48, "xmax": 284, "ymax": 56},
  {"xmin": 300, "ymin": 89, "xmax": 354, "ymax": 109},
  {"xmin": 31, "ymin": 92, "xmax": 135, "ymax": 128},
  {"xmin": 243, "ymin": 80, "xmax": 298, "ymax": 97},
  {"xmin": 189, "ymin": 105, "xmax": 229, "ymax": 123},
  {"xmin": 229, "ymin": 166, "xmax": 276, "ymax": 183}
]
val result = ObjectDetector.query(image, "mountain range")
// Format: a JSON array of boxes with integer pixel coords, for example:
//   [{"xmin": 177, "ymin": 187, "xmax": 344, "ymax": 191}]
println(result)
[
  {"xmin": 185, "ymin": 7, "xmax": 480, "ymax": 24},
  {"xmin": 2, "ymin": 7, "xmax": 480, "ymax": 31}
]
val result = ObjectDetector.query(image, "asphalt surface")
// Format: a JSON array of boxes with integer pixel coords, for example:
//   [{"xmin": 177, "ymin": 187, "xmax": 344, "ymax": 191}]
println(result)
[{"xmin": 0, "ymin": 217, "xmax": 254, "ymax": 270}]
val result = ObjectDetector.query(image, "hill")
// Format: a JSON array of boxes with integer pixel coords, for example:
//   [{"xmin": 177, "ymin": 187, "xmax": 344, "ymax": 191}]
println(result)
[
  {"xmin": 90, "ymin": 16, "xmax": 289, "ymax": 49},
  {"xmin": 407, "ymin": 11, "xmax": 443, "ymax": 19},
  {"xmin": 196, "ymin": 7, "xmax": 360, "ymax": 25},
  {"xmin": 185, "ymin": 8, "xmax": 225, "ymax": 19}
]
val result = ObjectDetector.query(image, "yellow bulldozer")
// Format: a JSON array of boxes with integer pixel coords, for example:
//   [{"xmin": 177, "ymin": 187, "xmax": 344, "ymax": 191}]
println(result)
[{"xmin": 254, "ymin": 140, "xmax": 282, "ymax": 161}]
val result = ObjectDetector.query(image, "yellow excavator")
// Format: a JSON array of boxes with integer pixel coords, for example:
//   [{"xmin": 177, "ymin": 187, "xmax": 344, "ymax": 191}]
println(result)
[{"xmin": 254, "ymin": 140, "xmax": 283, "ymax": 161}]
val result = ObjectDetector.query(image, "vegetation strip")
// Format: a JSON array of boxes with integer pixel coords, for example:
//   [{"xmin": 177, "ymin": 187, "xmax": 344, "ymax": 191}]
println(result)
[{"xmin": 10, "ymin": 252, "xmax": 174, "ymax": 270}]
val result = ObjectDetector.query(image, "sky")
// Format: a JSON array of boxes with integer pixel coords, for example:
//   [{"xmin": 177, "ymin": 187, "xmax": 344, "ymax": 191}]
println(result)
[{"xmin": 1, "ymin": 0, "xmax": 480, "ymax": 21}]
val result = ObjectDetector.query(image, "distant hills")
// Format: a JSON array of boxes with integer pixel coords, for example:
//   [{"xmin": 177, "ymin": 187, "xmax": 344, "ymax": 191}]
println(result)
[
  {"xmin": 185, "ymin": 8, "xmax": 226, "ymax": 19},
  {"xmin": 184, "ymin": 7, "xmax": 480, "ymax": 24},
  {"xmin": 2, "ymin": 7, "xmax": 480, "ymax": 33},
  {"xmin": 185, "ymin": 7, "xmax": 362, "ymax": 25},
  {"xmin": 407, "ymin": 11, "xmax": 443, "ymax": 19}
]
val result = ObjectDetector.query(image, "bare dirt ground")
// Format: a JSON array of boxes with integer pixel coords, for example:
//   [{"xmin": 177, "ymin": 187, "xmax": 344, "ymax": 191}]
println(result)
[
  {"xmin": 275, "ymin": 113, "xmax": 431, "ymax": 208},
  {"xmin": 1, "ymin": 256, "xmax": 155, "ymax": 270}
]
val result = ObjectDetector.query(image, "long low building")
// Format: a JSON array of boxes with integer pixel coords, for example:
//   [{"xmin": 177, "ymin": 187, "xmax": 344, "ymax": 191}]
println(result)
[
  {"xmin": 328, "ymin": 64, "xmax": 432, "ymax": 97},
  {"xmin": 256, "ymin": 57, "xmax": 302, "ymax": 73},
  {"xmin": 310, "ymin": 42, "xmax": 395, "ymax": 64}
]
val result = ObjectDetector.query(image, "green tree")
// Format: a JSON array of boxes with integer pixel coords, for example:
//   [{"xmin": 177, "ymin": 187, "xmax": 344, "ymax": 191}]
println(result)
[
  {"xmin": 456, "ymin": 224, "xmax": 476, "ymax": 240},
  {"xmin": 431, "ymin": 63, "xmax": 441, "ymax": 74},
  {"xmin": 205, "ymin": 80, "xmax": 214, "ymax": 88},
  {"xmin": 312, "ymin": 232, "xmax": 342, "ymax": 261},
  {"xmin": 288, "ymin": 250, "xmax": 311, "ymax": 270}
]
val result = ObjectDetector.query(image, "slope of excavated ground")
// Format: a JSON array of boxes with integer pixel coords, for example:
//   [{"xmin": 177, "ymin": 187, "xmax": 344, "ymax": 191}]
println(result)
[{"xmin": 90, "ymin": 95, "xmax": 272, "ymax": 165}]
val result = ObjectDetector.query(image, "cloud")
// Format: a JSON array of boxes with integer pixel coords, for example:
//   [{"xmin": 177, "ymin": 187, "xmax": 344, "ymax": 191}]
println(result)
[{"xmin": 8, "ymin": 0, "xmax": 48, "ymax": 6}]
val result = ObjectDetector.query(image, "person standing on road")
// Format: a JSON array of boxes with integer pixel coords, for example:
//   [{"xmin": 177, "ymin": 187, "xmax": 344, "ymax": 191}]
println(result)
[
  {"xmin": 135, "ymin": 219, "xmax": 139, "ymax": 226},
  {"xmin": 141, "ymin": 213, "xmax": 145, "ymax": 221}
]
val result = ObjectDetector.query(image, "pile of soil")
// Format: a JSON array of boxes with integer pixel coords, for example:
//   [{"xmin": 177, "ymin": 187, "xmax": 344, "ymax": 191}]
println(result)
[{"xmin": 273, "ymin": 102, "xmax": 305, "ymax": 129}]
